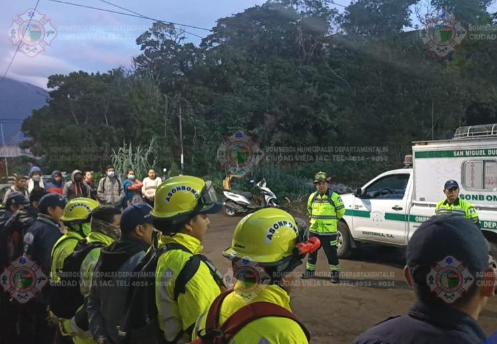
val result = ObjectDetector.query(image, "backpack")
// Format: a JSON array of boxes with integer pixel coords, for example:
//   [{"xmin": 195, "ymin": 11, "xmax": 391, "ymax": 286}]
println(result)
[
  {"xmin": 101, "ymin": 177, "xmax": 122, "ymax": 194},
  {"xmin": 119, "ymin": 240, "xmax": 224, "ymax": 344},
  {"xmin": 190, "ymin": 290, "xmax": 311, "ymax": 344},
  {"xmin": 49, "ymin": 239, "xmax": 105, "ymax": 319}
]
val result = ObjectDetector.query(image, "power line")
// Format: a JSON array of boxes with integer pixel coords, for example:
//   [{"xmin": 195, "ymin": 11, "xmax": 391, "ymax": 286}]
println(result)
[
  {"xmin": 330, "ymin": 0, "xmax": 347, "ymax": 8},
  {"xmin": 98, "ymin": 0, "xmax": 210, "ymax": 32},
  {"xmin": 96, "ymin": 0, "xmax": 206, "ymax": 39},
  {"xmin": 0, "ymin": 0, "xmax": 42, "ymax": 88},
  {"xmin": 48, "ymin": 0, "xmax": 211, "ymax": 33}
]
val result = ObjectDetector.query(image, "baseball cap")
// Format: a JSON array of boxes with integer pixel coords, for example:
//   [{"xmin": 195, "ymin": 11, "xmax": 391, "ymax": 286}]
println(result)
[
  {"xmin": 444, "ymin": 180, "xmax": 459, "ymax": 190},
  {"xmin": 407, "ymin": 215, "xmax": 489, "ymax": 303},
  {"xmin": 5, "ymin": 192, "xmax": 29, "ymax": 208},
  {"xmin": 314, "ymin": 172, "xmax": 331, "ymax": 183},
  {"xmin": 39, "ymin": 193, "xmax": 67, "ymax": 214},
  {"xmin": 120, "ymin": 203, "xmax": 154, "ymax": 235}
]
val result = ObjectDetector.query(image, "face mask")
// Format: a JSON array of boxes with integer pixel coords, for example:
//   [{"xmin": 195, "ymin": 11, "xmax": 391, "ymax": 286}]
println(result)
[
  {"xmin": 128, "ymin": 175, "xmax": 135, "ymax": 180},
  {"xmin": 32, "ymin": 175, "xmax": 40, "ymax": 182},
  {"xmin": 107, "ymin": 172, "xmax": 115, "ymax": 178},
  {"xmin": 75, "ymin": 176, "xmax": 82, "ymax": 182},
  {"xmin": 92, "ymin": 218, "xmax": 121, "ymax": 240}
]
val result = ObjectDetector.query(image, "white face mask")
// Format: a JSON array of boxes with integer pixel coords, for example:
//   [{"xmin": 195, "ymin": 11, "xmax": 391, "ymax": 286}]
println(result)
[{"xmin": 32, "ymin": 175, "xmax": 41, "ymax": 182}]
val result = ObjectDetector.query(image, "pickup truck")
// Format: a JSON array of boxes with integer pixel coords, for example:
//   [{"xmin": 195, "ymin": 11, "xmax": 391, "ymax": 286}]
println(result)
[{"xmin": 338, "ymin": 124, "xmax": 497, "ymax": 265}]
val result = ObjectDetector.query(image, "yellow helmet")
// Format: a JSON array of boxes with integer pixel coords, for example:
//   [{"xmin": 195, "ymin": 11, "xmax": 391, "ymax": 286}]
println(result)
[
  {"xmin": 151, "ymin": 175, "xmax": 221, "ymax": 223},
  {"xmin": 61, "ymin": 198, "xmax": 100, "ymax": 223},
  {"xmin": 314, "ymin": 171, "xmax": 330, "ymax": 183},
  {"xmin": 223, "ymin": 208, "xmax": 304, "ymax": 264}
]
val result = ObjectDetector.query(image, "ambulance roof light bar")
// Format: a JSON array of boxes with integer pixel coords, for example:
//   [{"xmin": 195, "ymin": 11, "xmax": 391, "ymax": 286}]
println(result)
[{"xmin": 454, "ymin": 123, "xmax": 497, "ymax": 139}]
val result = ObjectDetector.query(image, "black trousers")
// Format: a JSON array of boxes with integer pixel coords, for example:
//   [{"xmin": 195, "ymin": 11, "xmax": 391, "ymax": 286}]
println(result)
[
  {"xmin": 0, "ymin": 301, "xmax": 55, "ymax": 344},
  {"xmin": 306, "ymin": 232, "xmax": 340, "ymax": 271}
]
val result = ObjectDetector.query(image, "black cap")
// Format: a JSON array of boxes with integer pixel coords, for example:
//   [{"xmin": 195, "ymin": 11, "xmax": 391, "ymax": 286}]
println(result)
[
  {"xmin": 407, "ymin": 215, "xmax": 489, "ymax": 304},
  {"xmin": 5, "ymin": 192, "xmax": 29, "ymax": 208},
  {"xmin": 444, "ymin": 180, "xmax": 459, "ymax": 190},
  {"xmin": 120, "ymin": 203, "xmax": 154, "ymax": 235},
  {"xmin": 39, "ymin": 193, "xmax": 67, "ymax": 214}
]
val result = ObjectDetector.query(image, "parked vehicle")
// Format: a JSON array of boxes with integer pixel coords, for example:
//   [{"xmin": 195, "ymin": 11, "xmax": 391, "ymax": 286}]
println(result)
[
  {"xmin": 337, "ymin": 124, "xmax": 497, "ymax": 267},
  {"xmin": 223, "ymin": 179, "xmax": 278, "ymax": 216}
]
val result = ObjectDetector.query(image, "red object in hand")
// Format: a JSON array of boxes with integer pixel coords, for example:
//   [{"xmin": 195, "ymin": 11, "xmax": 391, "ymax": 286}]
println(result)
[
  {"xmin": 296, "ymin": 237, "xmax": 321, "ymax": 255},
  {"xmin": 128, "ymin": 180, "xmax": 143, "ymax": 191}
]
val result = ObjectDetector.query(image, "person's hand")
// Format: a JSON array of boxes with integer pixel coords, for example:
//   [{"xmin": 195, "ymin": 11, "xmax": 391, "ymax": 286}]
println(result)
[{"xmin": 97, "ymin": 337, "xmax": 111, "ymax": 344}]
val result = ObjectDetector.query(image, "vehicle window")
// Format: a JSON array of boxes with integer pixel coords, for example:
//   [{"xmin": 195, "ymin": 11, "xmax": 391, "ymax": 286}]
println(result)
[
  {"xmin": 463, "ymin": 160, "xmax": 497, "ymax": 191},
  {"xmin": 364, "ymin": 174, "xmax": 410, "ymax": 200}
]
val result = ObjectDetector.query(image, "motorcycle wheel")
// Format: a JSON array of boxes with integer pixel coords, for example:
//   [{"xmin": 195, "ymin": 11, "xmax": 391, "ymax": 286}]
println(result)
[{"xmin": 224, "ymin": 205, "xmax": 236, "ymax": 217}]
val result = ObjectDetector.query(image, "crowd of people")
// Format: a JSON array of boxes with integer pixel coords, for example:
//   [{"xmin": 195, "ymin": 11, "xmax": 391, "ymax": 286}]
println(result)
[
  {"xmin": 0, "ymin": 167, "xmax": 495, "ymax": 344},
  {"xmin": 2, "ymin": 166, "xmax": 164, "ymax": 208}
]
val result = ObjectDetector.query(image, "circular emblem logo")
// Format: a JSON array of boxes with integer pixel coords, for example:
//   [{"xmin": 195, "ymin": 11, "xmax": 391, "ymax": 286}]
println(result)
[
  {"xmin": 371, "ymin": 211, "xmax": 384, "ymax": 225},
  {"xmin": 217, "ymin": 130, "xmax": 264, "ymax": 177},
  {"xmin": 426, "ymin": 255, "xmax": 475, "ymax": 304},
  {"xmin": 419, "ymin": 9, "xmax": 467, "ymax": 57},
  {"xmin": 223, "ymin": 258, "xmax": 271, "ymax": 302},
  {"xmin": 9, "ymin": 8, "xmax": 57, "ymax": 57},
  {"xmin": 1, "ymin": 256, "xmax": 48, "ymax": 304}
]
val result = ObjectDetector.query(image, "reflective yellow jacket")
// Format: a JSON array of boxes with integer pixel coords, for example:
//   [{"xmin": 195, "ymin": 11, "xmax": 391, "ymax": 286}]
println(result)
[
  {"xmin": 50, "ymin": 230, "xmax": 85, "ymax": 339},
  {"xmin": 192, "ymin": 283, "xmax": 309, "ymax": 344},
  {"xmin": 307, "ymin": 191, "xmax": 345, "ymax": 234},
  {"xmin": 435, "ymin": 198, "xmax": 479, "ymax": 224},
  {"xmin": 51, "ymin": 230, "xmax": 85, "ymax": 282},
  {"xmin": 155, "ymin": 233, "xmax": 221, "ymax": 343},
  {"xmin": 71, "ymin": 232, "xmax": 114, "ymax": 344}
]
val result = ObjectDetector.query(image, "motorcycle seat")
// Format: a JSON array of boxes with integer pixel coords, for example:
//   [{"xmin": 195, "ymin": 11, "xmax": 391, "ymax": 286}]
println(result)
[{"xmin": 228, "ymin": 190, "xmax": 253, "ymax": 199}]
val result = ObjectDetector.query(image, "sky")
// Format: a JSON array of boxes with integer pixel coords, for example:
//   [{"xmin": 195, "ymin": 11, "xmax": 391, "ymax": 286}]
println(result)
[{"xmin": 1, "ymin": 0, "xmax": 350, "ymax": 89}]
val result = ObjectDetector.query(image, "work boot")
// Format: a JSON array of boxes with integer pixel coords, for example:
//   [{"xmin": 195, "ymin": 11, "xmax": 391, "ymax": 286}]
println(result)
[
  {"xmin": 331, "ymin": 271, "xmax": 340, "ymax": 284},
  {"xmin": 301, "ymin": 270, "xmax": 315, "ymax": 279}
]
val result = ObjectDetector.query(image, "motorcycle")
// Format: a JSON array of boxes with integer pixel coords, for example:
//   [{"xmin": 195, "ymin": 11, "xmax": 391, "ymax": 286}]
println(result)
[{"xmin": 223, "ymin": 178, "xmax": 278, "ymax": 216}]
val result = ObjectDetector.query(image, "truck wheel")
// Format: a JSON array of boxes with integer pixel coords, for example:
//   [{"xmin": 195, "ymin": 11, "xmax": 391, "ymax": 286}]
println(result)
[{"xmin": 337, "ymin": 221, "xmax": 353, "ymax": 259}]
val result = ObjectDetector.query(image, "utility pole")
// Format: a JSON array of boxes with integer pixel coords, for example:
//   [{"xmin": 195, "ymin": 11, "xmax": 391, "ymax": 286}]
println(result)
[
  {"xmin": 179, "ymin": 103, "xmax": 184, "ymax": 174},
  {"xmin": 1, "ymin": 123, "xmax": 9, "ymax": 180},
  {"xmin": 431, "ymin": 100, "xmax": 435, "ymax": 140}
]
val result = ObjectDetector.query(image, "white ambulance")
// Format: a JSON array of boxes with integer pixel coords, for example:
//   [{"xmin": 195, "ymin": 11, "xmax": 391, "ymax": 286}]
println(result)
[{"xmin": 338, "ymin": 124, "xmax": 497, "ymax": 264}]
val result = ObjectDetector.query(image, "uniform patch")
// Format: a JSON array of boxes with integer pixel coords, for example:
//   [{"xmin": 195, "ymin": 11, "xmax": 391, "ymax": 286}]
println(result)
[
  {"xmin": 223, "ymin": 258, "xmax": 270, "ymax": 302},
  {"xmin": 426, "ymin": 255, "xmax": 475, "ymax": 304},
  {"xmin": 0, "ymin": 256, "xmax": 48, "ymax": 303}
]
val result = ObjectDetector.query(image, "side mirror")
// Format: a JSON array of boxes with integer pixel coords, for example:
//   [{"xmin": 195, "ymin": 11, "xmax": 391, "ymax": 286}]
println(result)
[{"xmin": 354, "ymin": 188, "xmax": 363, "ymax": 198}]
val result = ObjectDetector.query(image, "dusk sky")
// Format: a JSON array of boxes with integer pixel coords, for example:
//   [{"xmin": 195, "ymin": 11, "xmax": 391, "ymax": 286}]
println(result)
[{"xmin": 2, "ymin": 0, "xmax": 350, "ymax": 89}]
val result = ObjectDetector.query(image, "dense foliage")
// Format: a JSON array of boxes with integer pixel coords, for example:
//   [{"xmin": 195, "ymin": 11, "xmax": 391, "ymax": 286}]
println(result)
[{"xmin": 21, "ymin": 0, "xmax": 497, "ymax": 192}]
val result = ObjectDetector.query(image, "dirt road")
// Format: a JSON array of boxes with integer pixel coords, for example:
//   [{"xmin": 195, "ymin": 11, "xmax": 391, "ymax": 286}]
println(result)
[{"xmin": 203, "ymin": 213, "xmax": 497, "ymax": 344}]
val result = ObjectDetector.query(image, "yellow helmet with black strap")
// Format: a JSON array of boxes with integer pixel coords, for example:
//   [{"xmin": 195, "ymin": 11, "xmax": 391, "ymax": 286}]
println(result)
[
  {"xmin": 223, "ymin": 208, "xmax": 320, "ymax": 283},
  {"xmin": 151, "ymin": 175, "xmax": 222, "ymax": 231},
  {"xmin": 61, "ymin": 198, "xmax": 100, "ymax": 223},
  {"xmin": 60, "ymin": 197, "xmax": 100, "ymax": 236}
]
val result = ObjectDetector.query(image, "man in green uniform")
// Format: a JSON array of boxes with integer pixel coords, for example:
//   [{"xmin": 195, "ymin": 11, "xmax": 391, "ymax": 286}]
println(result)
[
  {"xmin": 302, "ymin": 171, "xmax": 345, "ymax": 283},
  {"xmin": 435, "ymin": 180, "xmax": 479, "ymax": 226}
]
